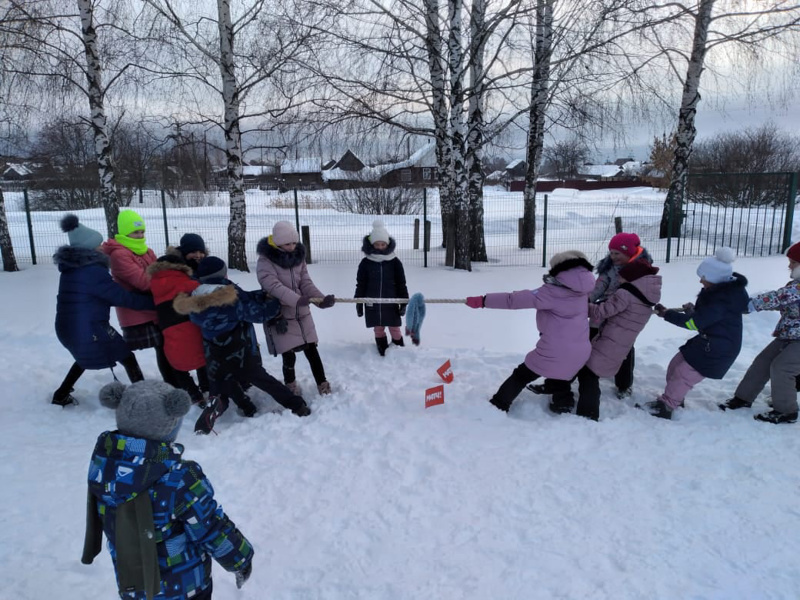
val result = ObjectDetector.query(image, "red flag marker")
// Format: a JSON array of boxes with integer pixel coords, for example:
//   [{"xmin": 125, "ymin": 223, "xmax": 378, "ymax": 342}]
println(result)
[
  {"xmin": 425, "ymin": 385, "xmax": 444, "ymax": 409},
  {"xmin": 437, "ymin": 359, "xmax": 454, "ymax": 384}
]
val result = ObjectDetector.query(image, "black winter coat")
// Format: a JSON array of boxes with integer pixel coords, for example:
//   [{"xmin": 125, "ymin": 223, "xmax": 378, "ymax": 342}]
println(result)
[{"xmin": 355, "ymin": 237, "xmax": 409, "ymax": 328}]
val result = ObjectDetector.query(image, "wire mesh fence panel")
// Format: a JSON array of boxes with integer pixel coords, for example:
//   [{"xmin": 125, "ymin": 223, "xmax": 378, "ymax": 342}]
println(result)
[
  {"xmin": 3, "ymin": 177, "xmax": 795, "ymax": 269},
  {"xmin": 677, "ymin": 172, "xmax": 795, "ymax": 259}
]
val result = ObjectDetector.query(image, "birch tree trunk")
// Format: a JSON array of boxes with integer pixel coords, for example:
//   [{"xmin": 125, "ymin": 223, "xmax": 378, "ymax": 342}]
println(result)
[
  {"xmin": 0, "ymin": 188, "xmax": 19, "ymax": 272},
  {"xmin": 521, "ymin": 0, "xmax": 553, "ymax": 249},
  {"xmin": 424, "ymin": 0, "xmax": 454, "ymax": 251},
  {"xmin": 466, "ymin": 0, "xmax": 487, "ymax": 262},
  {"xmin": 217, "ymin": 0, "xmax": 248, "ymax": 271},
  {"xmin": 77, "ymin": 0, "xmax": 119, "ymax": 237},
  {"xmin": 447, "ymin": 0, "xmax": 470, "ymax": 270},
  {"xmin": 660, "ymin": 0, "xmax": 715, "ymax": 239}
]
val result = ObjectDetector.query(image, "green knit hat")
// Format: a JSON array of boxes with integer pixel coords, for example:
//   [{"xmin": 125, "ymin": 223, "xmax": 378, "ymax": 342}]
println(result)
[{"xmin": 118, "ymin": 209, "xmax": 146, "ymax": 237}]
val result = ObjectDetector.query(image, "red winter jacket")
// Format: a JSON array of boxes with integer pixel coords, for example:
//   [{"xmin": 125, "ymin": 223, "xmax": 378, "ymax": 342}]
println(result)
[{"xmin": 147, "ymin": 260, "xmax": 206, "ymax": 372}]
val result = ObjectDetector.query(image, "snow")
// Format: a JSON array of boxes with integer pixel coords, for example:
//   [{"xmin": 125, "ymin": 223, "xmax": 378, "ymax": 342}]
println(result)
[{"xmin": 3, "ymin": 201, "xmax": 800, "ymax": 599}]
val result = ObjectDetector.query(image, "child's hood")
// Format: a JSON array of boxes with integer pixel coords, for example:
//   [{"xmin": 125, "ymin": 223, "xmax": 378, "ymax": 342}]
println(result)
[
  {"xmin": 256, "ymin": 236, "xmax": 307, "ymax": 268},
  {"xmin": 53, "ymin": 245, "xmax": 109, "ymax": 271},
  {"xmin": 553, "ymin": 266, "xmax": 597, "ymax": 295},
  {"xmin": 627, "ymin": 273, "xmax": 663, "ymax": 305},
  {"xmin": 173, "ymin": 283, "xmax": 238, "ymax": 315},
  {"xmin": 87, "ymin": 431, "xmax": 183, "ymax": 507}
]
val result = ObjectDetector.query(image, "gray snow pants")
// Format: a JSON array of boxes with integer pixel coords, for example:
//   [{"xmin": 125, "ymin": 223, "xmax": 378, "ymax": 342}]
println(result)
[{"xmin": 734, "ymin": 338, "xmax": 800, "ymax": 414}]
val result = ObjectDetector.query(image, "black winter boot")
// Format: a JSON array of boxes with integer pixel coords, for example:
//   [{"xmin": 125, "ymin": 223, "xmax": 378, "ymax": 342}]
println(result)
[
  {"xmin": 51, "ymin": 389, "xmax": 78, "ymax": 407},
  {"xmin": 195, "ymin": 396, "xmax": 228, "ymax": 434},
  {"xmin": 719, "ymin": 396, "xmax": 751, "ymax": 411},
  {"xmin": 392, "ymin": 336, "xmax": 405, "ymax": 347},
  {"xmin": 375, "ymin": 337, "xmax": 389, "ymax": 357},
  {"xmin": 754, "ymin": 410, "xmax": 798, "ymax": 424}
]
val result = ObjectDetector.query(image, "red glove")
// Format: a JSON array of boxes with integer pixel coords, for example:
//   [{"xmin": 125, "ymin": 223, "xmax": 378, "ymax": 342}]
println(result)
[{"xmin": 465, "ymin": 296, "xmax": 485, "ymax": 309}]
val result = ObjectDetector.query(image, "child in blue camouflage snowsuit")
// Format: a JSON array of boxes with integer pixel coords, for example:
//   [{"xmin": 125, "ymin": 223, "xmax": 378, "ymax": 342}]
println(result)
[
  {"xmin": 173, "ymin": 256, "xmax": 311, "ymax": 433},
  {"xmin": 719, "ymin": 241, "xmax": 800, "ymax": 424},
  {"xmin": 82, "ymin": 380, "xmax": 253, "ymax": 599}
]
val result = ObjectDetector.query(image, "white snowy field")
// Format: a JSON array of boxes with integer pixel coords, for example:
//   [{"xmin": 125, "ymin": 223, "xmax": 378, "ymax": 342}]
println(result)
[{"xmin": 3, "ymin": 236, "xmax": 800, "ymax": 598}]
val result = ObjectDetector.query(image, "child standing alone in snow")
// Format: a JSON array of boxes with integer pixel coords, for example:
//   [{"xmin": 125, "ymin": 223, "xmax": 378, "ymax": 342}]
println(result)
[
  {"xmin": 719, "ymin": 241, "xmax": 800, "ymax": 424},
  {"xmin": 355, "ymin": 220, "xmax": 409, "ymax": 356},
  {"xmin": 647, "ymin": 247, "xmax": 749, "ymax": 420}
]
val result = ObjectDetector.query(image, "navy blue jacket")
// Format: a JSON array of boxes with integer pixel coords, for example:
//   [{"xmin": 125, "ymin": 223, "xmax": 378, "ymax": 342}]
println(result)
[
  {"xmin": 54, "ymin": 246, "xmax": 154, "ymax": 369},
  {"xmin": 355, "ymin": 237, "xmax": 409, "ymax": 328},
  {"xmin": 664, "ymin": 273, "xmax": 749, "ymax": 379}
]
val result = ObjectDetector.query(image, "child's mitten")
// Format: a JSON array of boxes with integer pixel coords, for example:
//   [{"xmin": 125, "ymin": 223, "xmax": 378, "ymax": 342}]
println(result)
[{"xmin": 465, "ymin": 296, "xmax": 485, "ymax": 309}]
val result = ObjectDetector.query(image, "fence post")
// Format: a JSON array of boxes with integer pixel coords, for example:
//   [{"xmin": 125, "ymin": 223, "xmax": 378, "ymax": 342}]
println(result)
[
  {"xmin": 301, "ymin": 225, "xmax": 312, "ymax": 264},
  {"xmin": 23, "ymin": 188, "xmax": 36, "ymax": 265},
  {"xmin": 445, "ymin": 213, "xmax": 455, "ymax": 267},
  {"xmin": 614, "ymin": 216, "xmax": 622, "ymax": 234},
  {"xmin": 413, "ymin": 218, "xmax": 420, "ymax": 250},
  {"xmin": 518, "ymin": 218, "xmax": 524, "ymax": 249},
  {"xmin": 541, "ymin": 194, "xmax": 548, "ymax": 268},
  {"xmin": 665, "ymin": 190, "xmax": 673, "ymax": 263},
  {"xmin": 783, "ymin": 172, "xmax": 798, "ymax": 252},
  {"xmin": 160, "ymin": 189, "xmax": 169, "ymax": 247},
  {"xmin": 294, "ymin": 188, "xmax": 300, "ymax": 234},
  {"xmin": 423, "ymin": 188, "xmax": 428, "ymax": 268}
]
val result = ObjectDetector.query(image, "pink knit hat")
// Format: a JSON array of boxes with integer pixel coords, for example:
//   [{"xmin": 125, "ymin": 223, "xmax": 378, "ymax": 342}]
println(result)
[
  {"xmin": 272, "ymin": 221, "xmax": 299, "ymax": 246},
  {"xmin": 608, "ymin": 232, "xmax": 641, "ymax": 258}
]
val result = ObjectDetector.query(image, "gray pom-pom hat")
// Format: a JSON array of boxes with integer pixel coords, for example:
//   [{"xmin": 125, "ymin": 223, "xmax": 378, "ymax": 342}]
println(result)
[{"xmin": 99, "ymin": 380, "xmax": 191, "ymax": 442}]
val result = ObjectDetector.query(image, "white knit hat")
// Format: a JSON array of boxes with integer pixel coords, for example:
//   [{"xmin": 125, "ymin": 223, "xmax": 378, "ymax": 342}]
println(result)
[
  {"xmin": 369, "ymin": 220, "xmax": 390, "ymax": 244},
  {"xmin": 696, "ymin": 247, "xmax": 736, "ymax": 284}
]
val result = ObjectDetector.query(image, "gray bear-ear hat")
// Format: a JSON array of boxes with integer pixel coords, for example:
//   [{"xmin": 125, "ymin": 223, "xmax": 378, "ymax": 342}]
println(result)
[{"xmin": 99, "ymin": 380, "xmax": 191, "ymax": 442}]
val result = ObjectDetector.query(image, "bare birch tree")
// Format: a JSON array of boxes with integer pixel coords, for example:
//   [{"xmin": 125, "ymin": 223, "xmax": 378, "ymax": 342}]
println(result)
[
  {"xmin": 140, "ymin": 0, "xmax": 318, "ymax": 270},
  {"xmin": 0, "ymin": 188, "xmax": 19, "ymax": 272},
  {"xmin": 1, "ymin": 0, "xmax": 142, "ymax": 236},
  {"xmin": 650, "ymin": 0, "xmax": 800, "ymax": 238}
]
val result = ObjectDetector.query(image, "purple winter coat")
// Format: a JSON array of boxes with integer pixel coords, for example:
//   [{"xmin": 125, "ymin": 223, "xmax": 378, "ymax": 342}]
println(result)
[
  {"xmin": 256, "ymin": 237, "xmax": 324, "ymax": 355},
  {"xmin": 483, "ymin": 266, "xmax": 596, "ymax": 380},
  {"xmin": 586, "ymin": 274, "xmax": 662, "ymax": 377}
]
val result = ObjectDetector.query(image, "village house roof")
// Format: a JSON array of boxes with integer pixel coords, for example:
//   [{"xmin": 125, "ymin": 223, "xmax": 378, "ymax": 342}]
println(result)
[{"xmin": 281, "ymin": 157, "xmax": 322, "ymax": 174}]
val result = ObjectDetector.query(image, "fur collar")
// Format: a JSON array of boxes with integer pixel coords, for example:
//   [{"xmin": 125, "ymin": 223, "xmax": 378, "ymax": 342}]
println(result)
[
  {"xmin": 361, "ymin": 236, "xmax": 397, "ymax": 262},
  {"xmin": 173, "ymin": 284, "xmax": 238, "ymax": 314},
  {"xmin": 146, "ymin": 260, "xmax": 193, "ymax": 277},
  {"xmin": 53, "ymin": 245, "xmax": 110, "ymax": 270},
  {"xmin": 256, "ymin": 236, "xmax": 307, "ymax": 269}
]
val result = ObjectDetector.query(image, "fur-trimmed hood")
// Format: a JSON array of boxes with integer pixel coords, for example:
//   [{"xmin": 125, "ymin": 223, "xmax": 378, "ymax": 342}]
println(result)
[
  {"xmin": 256, "ymin": 236, "xmax": 307, "ymax": 269},
  {"xmin": 147, "ymin": 259, "xmax": 193, "ymax": 278},
  {"xmin": 53, "ymin": 245, "xmax": 110, "ymax": 271},
  {"xmin": 173, "ymin": 284, "xmax": 238, "ymax": 315},
  {"xmin": 361, "ymin": 235, "xmax": 397, "ymax": 255}
]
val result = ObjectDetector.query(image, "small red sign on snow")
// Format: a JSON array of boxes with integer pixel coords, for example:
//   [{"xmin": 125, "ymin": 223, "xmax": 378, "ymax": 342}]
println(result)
[
  {"xmin": 437, "ymin": 359, "xmax": 454, "ymax": 384},
  {"xmin": 425, "ymin": 385, "xmax": 445, "ymax": 409}
]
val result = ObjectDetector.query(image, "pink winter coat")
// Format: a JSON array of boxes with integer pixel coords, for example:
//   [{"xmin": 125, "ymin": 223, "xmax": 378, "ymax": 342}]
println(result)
[
  {"xmin": 484, "ymin": 266, "xmax": 596, "ymax": 380},
  {"xmin": 256, "ymin": 238, "xmax": 324, "ymax": 355},
  {"xmin": 585, "ymin": 274, "xmax": 662, "ymax": 377},
  {"xmin": 102, "ymin": 239, "xmax": 158, "ymax": 328}
]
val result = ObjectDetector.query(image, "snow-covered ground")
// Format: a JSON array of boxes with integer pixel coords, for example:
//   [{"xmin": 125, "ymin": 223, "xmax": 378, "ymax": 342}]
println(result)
[{"xmin": 2, "ymin": 208, "xmax": 800, "ymax": 599}]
